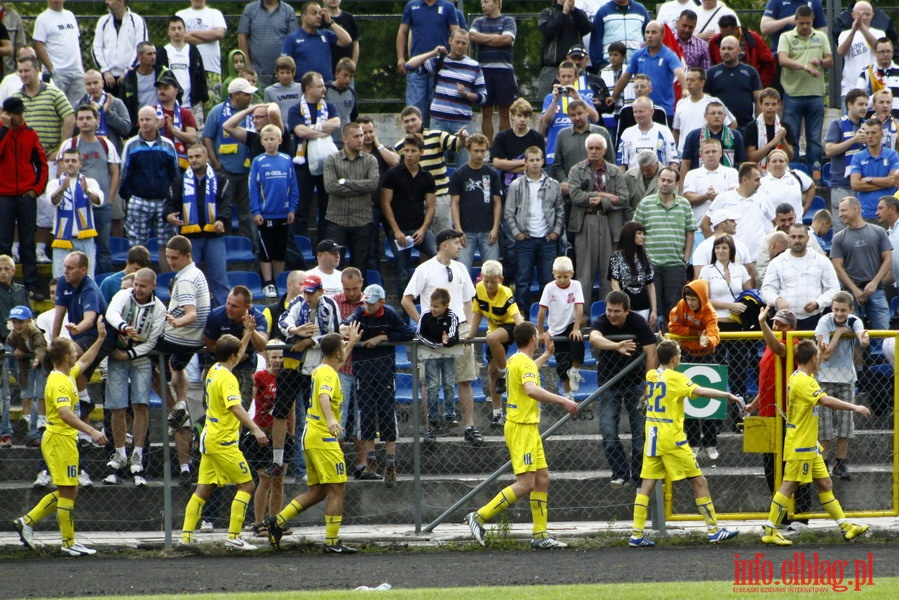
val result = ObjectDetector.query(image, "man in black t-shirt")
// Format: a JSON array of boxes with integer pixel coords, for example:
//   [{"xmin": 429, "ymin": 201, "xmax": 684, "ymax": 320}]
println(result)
[
  {"xmin": 449, "ymin": 133, "xmax": 503, "ymax": 270},
  {"xmin": 588, "ymin": 290, "xmax": 658, "ymax": 488}
]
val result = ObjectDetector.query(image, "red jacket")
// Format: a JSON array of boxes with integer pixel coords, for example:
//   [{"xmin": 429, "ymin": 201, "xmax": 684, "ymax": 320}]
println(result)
[
  {"xmin": 0, "ymin": 123, "xmax": 48, "ymax": 197},
  {"xmin": 709, "ymin": 28, "xmax": 776, "ymax": 89},
  {"xmin": 668, "ymin": 279, "xmax": 720, "ymax": 357}
]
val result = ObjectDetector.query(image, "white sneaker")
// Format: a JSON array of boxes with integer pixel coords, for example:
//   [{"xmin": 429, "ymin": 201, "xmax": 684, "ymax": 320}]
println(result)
[
  {"xmin": 35, "ymin": 251, "xmax": 52, "ymax": 265},
  {"xmin": 60, "ymin": 542, "xmax": 97, "ymax": 556},
  {"xmin": 706, "ymin": 447, "xmax": 719, "ymax": 461},
  {"xmin": 33, "ymin": 470, "xmax": 51, "ymax": 488},
  {"xmin": 225, "ymin": 537, "xmax": 258, "ymax": 551},
  {"xmin": 107, "ymin": 454, "xmax": 127, "ymax": 470},
  {"xmin": 610, "ymin": 477, "xmax": 627, "ymax": 489},
  {"xmin": 129, "ymin": 453, "xmax": 143, "ymax": 474},
  {"xmin": 13, "ymin": 517, "xmax": 35, "ymax": 549},
  {"xmin": 78, "ymin": 470, "xmax": 93, "ymax": 487},
  {"xmin": 567, "ymin": 368, "xmax": 584, "ymax": 392},
  {"xmin": 133, "ymin": 474, "xmax": 148, "ymax": 487},
  {"xmin": 37, "ymin": 415, "xmax": 47, "ymax": 430},
  {"xmin": 103, "ymin": 473, "xmax": 122, "ymax": 485},
  {"xmin": 200, "ymin": 520, "xmax": 214, "ymax": 532},
  {"xmin": 263, "ymin": 283, "xmax": 278, "ymax": 299}
]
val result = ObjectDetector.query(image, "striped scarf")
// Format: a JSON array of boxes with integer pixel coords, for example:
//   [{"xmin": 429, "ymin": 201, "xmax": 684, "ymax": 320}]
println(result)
[
  {"xmin": 52, "ymin": 175, "xmax": 97, "ymax": 249},
  {"xmin": 699, "ymin": 125, "xmax": 736, "ymax": 167},
  {"xmin": 180, "ymin": 165, "xmax": 218, "ymax": 234}
]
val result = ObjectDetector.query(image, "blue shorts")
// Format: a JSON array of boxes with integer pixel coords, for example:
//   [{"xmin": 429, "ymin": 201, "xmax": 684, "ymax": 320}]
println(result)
[
  {"xmin": 483, "ymin": 68, "xmax": 518, "ymax": 107},
  {"xmin": 105, "ymin": 358, "xmax": 152, "ymax": 410}
]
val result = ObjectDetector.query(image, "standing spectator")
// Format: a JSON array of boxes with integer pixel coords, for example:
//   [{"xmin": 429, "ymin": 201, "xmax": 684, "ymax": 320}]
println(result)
[
  {"xmin": 307, "ymin": 240, "xmax": 344, "ymax": 297},
  {"xmin": 176, "ymin": 0, "xmax": 227, "ymax": 112},
  {"xmin": 681, "ymin": 138, "xmax": 739, "ymax": 228},
  {"xmin": 623, "ymin": 151, "xmax": 660, "ymax": 214},
  {"xmin": 99, "ymin": 244, "xmax": 150, "ymax": 302},
  {"xmin": 855, "ymin": 38, "xmax": 899, "ymax": 115},
  {"xmin": 343, "ymin": 284, "xmax": 414, "ymax": 485},
  {"xmin": 8, "ymin": 306, "xmax": 47, "ymax": 443},
  {"xmin": 833, "ymin": 1, "xmax": 897, "ymax": 58},
  {"xmin": 704, "ymin": 36, "xmax": 763, "ymax": 129},
  {"xmin": 119, "ymin": 106, "xmax": 179, "ymax": 270},
  {"xmin": 612, "ymin": 75, "xmax": 671, "ymax": 142},
  {"xmin": 401, "ymin": 229, "xmax": 484, "ymax": 447},
  {"xmin": 0, "ymin": 255, "xmax": 30, "ymax": 447},
  {"xmin": 76, "ymin": 70, "xmax": 131, "ymax": 154},
  {"xmin": 325, "ymin": 58, "xmax": 357, "ymax": 149},
  {"xmin": 102, "ymin": 268, "xmax": 165, "ymax": 486},
  {"xmin": 396, "ymin": 0, "xmax": 460, "ymax": 127},
  {"xmin": 449, "ymin": 134, "xmax": 502, "ymax": 270},
  {"xmin": 322, "ymin": 121, "xmax": 379, "ymax": 271},
  {"xmin": 203, "ymin": 78, "xmax": 255, "ymax": 242},
  {"xmin": 759, "ymin": 151, "xmax": 815, "ymax": 219},
  {"xmin": 609, "ymin": 221, "xmax": 656, "ymax": 324},
  {"xmin": 561, "ymin": 44, "xmax": 611, "ymax": 119},
  {"xmin": 119, "ymin": 42, "xmax": 166, "ymax": 131},
  {"xmin": 633, "ymin": 167, "xmax": 695, "ymax": 321},
  {"xmin": 382, "ymin": 133, "xmax": 437, "ymax": 297},
  {"xmin": 155, "ymin": 70, "xmax": 198, "ymax": 172},
  {"xmin": 761, "ymin": 0, "xmax": 826, "ymax": 54},
  {"xmin": 165, "ymin": 144, "xmax": 231, "ymax": 305},
  {"xmin": 672, "ymin": 68, "xmax": 736, "ymax": 155},
  {"xmin": 848, "ymin": 119, "xmax": 899, "ymax": 219},
  {"xmin": 825, "ymin": 91, "xmax": 869, "ymax": 232},
  {"xmin": 831, "ymin": 196, "xmax": 893, "ymax": 331},
  {"xmin": 709, "ymin": 15, "xmax": 776, "ymax": 89},
  {"xmin": 92, "ymin": 0, "xmax": 148, "ymax": 96},
  {"xmin": 699, "ymin": 163, "xmax": 774, "ymax": 262},
  {"xmin": 569, "ymin": 133, "xmax": 628, "ymax": 308},
  {"xmin": 237, "ymin": 0, "xmax": 298, "ymax": 90},
  {"xmin": 281, "ymin": 2, "xmax": 351, "ymax": 86},
  {"xmin": 0, "ymin": 2, "xmax": 26, "ymax": 78},
  {"xmin": 0, "ymin": 96, "xmax": 48, "ymax": 301},
  {"xmin": 836, "ymin": 2, "xmax": 882, "ymax": 102},
  {"xmin": 156, "ymin": 15, "xmax": 208, "ymax": 127},
  {"xmin": 598, "ymin": 42, "xmax": 632, "ymax": 139},
  {"xmin": 537, "ymin": 0, "xmax": 591, "ymax": 98},
  {"xmin": 417, "ymin": 287, "xmax": 462, "ymax": 443},
  {"xmin": 872, "ymin": 89, "xmax": 899, "ymax": 152},
  {"xmin": 536, "ymin": 256, "xmax": 585, "ymax": 398},
  {"xmin": 693, "ymin": 0, "xmax": 738, "ymax": 41},
  {"xmin": 264, "ymin": 57, "xmax": 303, "ymax": 125},
  {"xmin": 588, "ymin": 290, "xmax": 658, "ymax": 487},
  {"xmin": 777, "ymin": 6, "xmax": 833, "ymax": 174},
  {"xmin": 590, "ymin": 0, "xmax": 650, "ymax": 69},
  {"xmin": 249, "ymin": 342, "xmax": 287, "ymax": 530},
  {"xmin": 32, "ymin": 0, "xmax": 84, "ymax": 109},
  {"xmin": 616, "ymin": 97, "xmax": 679, "ymax": 173},
  {"xmin": 674, "ymin": 10, "xmax": 711, "ymax": 71},
  {"xmin": 553, "ymin": 99, "xmax": 615, "ymax": 191},
  {"xmin": 505, "ymin": 146, "xmax": 565, "ymax": 312},
  {"xmin": 330, "ymin": 267, "xmax": 364, "ymax": 443},
  {"xmin": 656, "ymin": 0, "xmax": 698, "ymax": 31},
  {"xmin": 224, "ymin": 102, "xmax": 289, "ymax": 160},
  {"xmin": 324, "ymin": 0, "xmax": 360, "ymax": 83},
  {"xmin": 470, "ymin": 0, "xmax": 517, "ymax": 143},
  {"xmin": 539, "ymin": 63, "xmax": 599, "ymax": 165},
  {"xmin": 491, "ymin": 98, "xmax": 546, "ymax": 190},
  {"xmin": 288, "ymin": 71, "xmax": 340, "ymax": 243},
  {"xmin": 877, "ymin": 196, "xmax": 899, "ymax": 287},
  {"xmin": 744, "ymin": 89, "xmax": 796, "ymax": 167}
]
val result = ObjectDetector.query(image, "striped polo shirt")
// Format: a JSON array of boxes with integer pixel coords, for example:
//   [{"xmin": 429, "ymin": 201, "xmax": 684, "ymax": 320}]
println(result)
[
  {"xmin": 633, "ymin": 192, "xmax": 696, "ymax": 267},
  {"xmin": 15, "ymin": 84, "xmax": 73, "ymax": 152}
]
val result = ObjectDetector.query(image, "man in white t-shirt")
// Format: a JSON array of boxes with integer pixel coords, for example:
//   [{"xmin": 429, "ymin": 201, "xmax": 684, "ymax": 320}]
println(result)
[
  {"xmin": 176, "ymin": 0, "xmax": 226, "ymax": 111},
  {"xmin": 700, "ymin": 162, "xmax": 774, "ymax": 262},
  {"xmin": 32, "ymin": 0, "xmax": 85, "ymax": 109},
  {"xmin": 656, "ymin": 0, "xmax": 699, "ymax": 32},
  {"xmin": 693, "ymin": 0, "xmax": 739, "ymax": 42},
  {"xmin": 617, "ymin": 97, "xmax": 679, "ymax": 172},
  {"xmin": 401, "ymin": 229, "xmax": 484, "ymax": 447},
  {"xmin": 306, "ymin": 239, "xmax": 344, "ymax": 297},
  {"xmin": 672, "ymin": 67, "xmax": 735, "ymax": 154},
  {"xmin": 692, "ymin": 209, "xmax": 754, "ymax": 282},
  {"xmin": 837, "ymin": 1, "xmax": 883, "ymax": 101},
  {"xmin": 682, "ymin": 138, "xmax": 738, "ymax": 227}
]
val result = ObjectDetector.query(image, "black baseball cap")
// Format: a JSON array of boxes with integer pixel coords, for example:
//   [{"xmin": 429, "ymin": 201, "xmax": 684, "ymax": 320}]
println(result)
[
  {"xmin": 436, "ymin": 229, "xmax": 464, "ymax": 246},
  {"xmin": 316, "ymin": 239, "xmax": 344, "ymax": 253}
]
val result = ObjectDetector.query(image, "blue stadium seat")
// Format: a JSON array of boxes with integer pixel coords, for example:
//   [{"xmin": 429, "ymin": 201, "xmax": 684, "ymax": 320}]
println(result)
[
  {"xmin": 296, "ymin": 236, "xmax": 315, "ymax": 263},
  {"xmin": 572, "ymin": 369, "xmax": 598, "ymax": 401},
  {"xmin": 109, "ymin": 236, "xmax": 129, "ymax": 265},
  {"xmin": 395, "ymin": 345, "xmax": 411, "ymax": 370},
  {"xmin": 802, "ymin": 196, "xmax": 825, "ymax": 225},
  {"xmin": 146, "ymin": 238, "xmax": 159, "ymax": 263},
  {"xmin": 789, "ymin": 162, "xmax": 809, "ymax": 175},
  {"xmin": 224, "ymin": 235, "xmax": 255, "ymax": 263},
  {"xmin": 821, "ymin": 162, "xmax": 831, "ymax": 187},
  {"xmin": 470, "ymin": 266, "xmax": 481, "ymax": 282},
  {"xmin": 155, "ymin": 271, "xmax": 177, "ymax": 303},
  {"xmin": 276, "ymin": 271, "xmax": 289, "ymax": 296},
  {"xmin": 529, "ymin": 303, "xmax": 540, "ymax": 322},
  {"xmin": 365, "ymin": 269, "xmax": 384, "ymax": 287},
  {"xmin": 227, "ymin": 271, "xmax": 264, "ymax": 302},
  {"xmin": 395, "ymin": 372, "xmax": 415, "ymax": 404},
  {"xmin": 94, "ymin": 271, "xmax": 115, "ymax": 285},
  {"xmin": 590, "ymin": 301, "xmax": 606, "ymax": 322}
]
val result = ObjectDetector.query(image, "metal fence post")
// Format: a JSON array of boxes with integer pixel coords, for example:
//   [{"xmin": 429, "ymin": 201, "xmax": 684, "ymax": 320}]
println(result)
[
  {"xmin": 157, "ymin": 352, "xmax": 173, "ymax": 550},
  {"xmin": 410, "ymin": 342, "xmax": 422, "ymax": 533},
  {"xmin": 650, "ymin": 485, "xmax": 667, "ymax": 536}
]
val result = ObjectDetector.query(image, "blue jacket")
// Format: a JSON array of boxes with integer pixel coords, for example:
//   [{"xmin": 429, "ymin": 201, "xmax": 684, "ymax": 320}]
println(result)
[
  {"xmin": 249, "ymin": 152, "xmax": 300, "ymax": 219},
  {"xmin": 119, "ymin": 133, "xmax": 179, "ymax": 200},
  {"xmin": 590, "ymin": 0, "xmax": 649, "ymax": 68}
]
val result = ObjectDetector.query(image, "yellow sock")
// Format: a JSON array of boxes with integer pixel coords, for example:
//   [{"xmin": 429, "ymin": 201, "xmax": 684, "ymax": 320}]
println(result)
[
  {"xmin": 530, "ymin": 491, "xmax": 548, "ymax": 539},
  {"xmin": 181, "ymin": 493, "xmax": 206, "ymax": 543},
  {"xmin": 57, "ymin": 496, "xmax": 75, "ymax": 549},
  {"xmin": 477, "ymin": 486, "xmax": 518, "ymax": 523},
  {"xmin": 819, "ymin": 491, "xmax": 847, "ymax": 526},
  {"xmin": 695, "ymin": 496, "xmax": 718, "ymax": 533},
  {"xmin": 276, "ymin": 499, "xmax": 304, "ymax": 528},
  {"xmin": 766, "ymin": 492, "xmax": 791, "ymax": 529},
  {"xmin": 324, "ymin": 515, "xmax": 342, "ymax": 546},
  {"xmin": 632, "ymin": 493, "xmax": 650, "ymax": 538},
  {"xmin": 228, "ymin": 490, "xmax": 252, "ymax": 540},
  {"xmin": 26, "ymin": 492, "xmax": 59, "ymax": 526}
]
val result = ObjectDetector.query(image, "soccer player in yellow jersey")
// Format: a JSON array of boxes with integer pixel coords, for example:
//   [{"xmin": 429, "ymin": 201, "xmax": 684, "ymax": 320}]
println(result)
[
  {"xmin": 465, "ymin": 322, "xmax": 578, "ymax": 549},
  {"xmin": 180, "ymin": 314, "xmax": 269, "ymax": 551},
  {"xmin": 761, "ymin": 339, "xmax": 871, "ymax": 546},
  {"xmin": 630, "ymin": 340, "xmax": 744, "ymax": 548},
  {"xmin": 13, "ymin": 317, "xmax": 109, "ymax": 556},
  {"xmin": 267, "ymin": 325, "xmax": 362, "ymax": 553},
  {"xmin": 465, "ymin": 260, "xmax": 523, "ymax": 427}
]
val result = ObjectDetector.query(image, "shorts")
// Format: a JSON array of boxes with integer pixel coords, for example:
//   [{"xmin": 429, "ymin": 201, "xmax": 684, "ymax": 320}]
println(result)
[
  {"xmin": 818, "ymin": 382, "xmax": 855, "ymax": 441},
  {"xmin": 42, "ymin": 431, "xmax": 79, "ymax": 487},
  {"xmin": 257, "ymin": 218, "xmax": 289, "ymax": 263},
  {"xmin": 640, "ymin": 443, "xmax": 702, "ymax": 482},
  {"xmin": 273, "ymin": 367, "xmax": 310, "ymax": 419},
  {"xmin": 455, "ymin": 322, "xmax": 478, "ymax": 383},
  {"xmin": 482, "ymin": 68, "xmax": 518, "ymax": 106},
  {"xmin": 37, "ymin": 162, "xmax": 57, "ymax": 228},
  {"xmin": 243, "ymin": 430, "xmax": 295, "ymax": 472},
  {"xmin": 105, "ymin": 357, "xmax": 152, "ymax": 410},
  {"xmin": 505, "ymin": 421, "xmax": 547, "ymax": 474},
  {"xmin": 111, "ymin": 193, "xmax": 125, "ymax": 220},
  {"xmin": 303, "ymin": 443, "xmax": 348, "ymax": 486},
  {"xmin": 197, "ymin": 445, "xmax": 253, "ymax": 486},
  {"xmin": 154, "ymin": 337, "xmax": 201, "ymax": 371},
  {"xmin": 784, "ymin": 454, "xmax": 830, "ymax": 484},
  {"xmin": 485, "ymin": 323, "xmax": 515, "ymax": 362}
]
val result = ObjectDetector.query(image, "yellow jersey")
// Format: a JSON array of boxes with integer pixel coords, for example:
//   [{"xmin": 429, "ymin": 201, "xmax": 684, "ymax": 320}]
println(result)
[
  {"xmin": 506, "ymin": 352, "xmax": 540, "ymax": 425},
  {"xmin": 199, "ymin": 363, "xmax": 243, "ymax": 454},
  {"xmin": 305, "ymin": 363, "xmax": 342, "ymax": 449},
  {"xmin": 644, "ymin": 368, "xmax": 696, "ymax": 457},
  {"xmin": 44, "ymin": 364, "xmax": 81, "ymax": 439},
  {"xmin": 785, "ymin": 370, "xmax": 822, "ymax": 461},
  {"xmin": 473, "ymin": 281, "xmax": 520, "ymax": 331}
]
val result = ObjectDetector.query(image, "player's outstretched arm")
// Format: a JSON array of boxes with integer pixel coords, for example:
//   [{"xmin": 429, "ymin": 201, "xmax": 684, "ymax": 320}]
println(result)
[
  {"xmin": 75, "ymin": 316, "xmax": 107, "ymax": 373},
  {"xmin": 523, "ymin": 381, "xmax": 578, "ymax": 415},
  {"xmin": 819, "ymin": 395, "xmax": 872, "ymax": 418},
  {"xmin": 692, "ymin": 385, "xmax": 744, "ymax": 409},
  {"xmin": 230, "ymin": 403, "xmax": 268, "ymax": 445}
]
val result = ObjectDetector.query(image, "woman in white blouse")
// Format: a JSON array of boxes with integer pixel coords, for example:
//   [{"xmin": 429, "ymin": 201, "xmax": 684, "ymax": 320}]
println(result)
[
  {"xmin": 694, "ymin": 235, "xmax": 752, "ymax": 459},
  {"xmin": 759, "ymin": 149, "xmax": 815, "ymax": 218}
]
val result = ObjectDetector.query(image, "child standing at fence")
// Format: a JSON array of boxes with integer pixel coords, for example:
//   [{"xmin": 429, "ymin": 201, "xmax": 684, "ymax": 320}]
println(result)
[
  {"xmin": 536, "ymin": 256, "xmax": 585, "ymax": 400},
  {"xmin": 416, "ymin": 287, "xmax": 462, "ymax": 443},
  {"xmin": 629, "ymin": 339, "xmax": 742, "ymax": 548},
  {"xmin": 13, "ymin": 318, "xmax": 109, "ymax": 556},
  {"xmin": 761, "ymin": 339, "xmax": 871, "ymax": 546},
  {"xmin": 465, "ymin": 322, "xmax": 578, "ymax": 550},
  {"xmin": 814, "ymin": 290, "xmax": 869, "ymax": 481},
  {"xmin": 7, "ymin": 306, "xmax": 49, "ymax": 438}
]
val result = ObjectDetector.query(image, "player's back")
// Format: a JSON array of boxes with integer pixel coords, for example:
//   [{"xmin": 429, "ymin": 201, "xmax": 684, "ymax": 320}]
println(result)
[
  {"xmin": 644, "ymin": 367, "xmax": 695, "ymax": 456},
  {"xmin": 44, "ymin": 365, "xmax": 81, "ymax": 438},
  {"xmin": 305, "ymin": 363, "xmax": 342, "ymax": 448},
  {"xmin": 200, "ymin": 363, "xmax": 242, "ymax": 453},
  {"xmin": 506, "ymin": 352, "xmax": 540, "ymax": 425},
  {"xmin": 784, "ymin": 370, "xmax": 822, "ymax": 460}
]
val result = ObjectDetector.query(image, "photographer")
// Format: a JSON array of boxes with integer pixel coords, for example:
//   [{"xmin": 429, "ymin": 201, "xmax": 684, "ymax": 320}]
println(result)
[{"xmin": 539, "ymin": 60, "xmax": 599, "ymax": 165}]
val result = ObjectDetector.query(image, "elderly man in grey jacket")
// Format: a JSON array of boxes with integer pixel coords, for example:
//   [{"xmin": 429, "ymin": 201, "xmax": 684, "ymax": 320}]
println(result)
[
  {"xmin": 568, "ymin": 133, "xmax": 628, "ymax": 307},
  {"xmin": 503, "ymin": 145, "xmax": 565, "ymax": 312}
]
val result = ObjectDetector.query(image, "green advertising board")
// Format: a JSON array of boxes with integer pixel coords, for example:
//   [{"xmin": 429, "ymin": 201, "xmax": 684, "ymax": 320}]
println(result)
[{"xmin": 677, "ymin": 363, "xmax": 729, "ymax": 420}]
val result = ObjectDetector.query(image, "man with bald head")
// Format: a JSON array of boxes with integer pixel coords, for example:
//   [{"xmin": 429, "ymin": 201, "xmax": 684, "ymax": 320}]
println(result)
[
  {"xmin": 103, "ymin": 267, "xmax": 167, "ymax": 486},
  {"xmin": 617, "ymin": 97, "xmax": 679, "ymax": 173},
  {"xmin": 705, "ymin": 35, "xmax": 763, "ymax": 128},
  {"xmin": 709, "ymin": 15, "xmax": 776, "ymax": 88},
  {"xmin": 837, "ymin": 2, "xmax": 884, "ymax": 101}
]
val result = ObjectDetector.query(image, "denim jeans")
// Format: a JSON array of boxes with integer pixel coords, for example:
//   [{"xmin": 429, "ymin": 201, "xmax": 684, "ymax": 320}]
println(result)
[
  {"xmin": 406, "ymin": 69, "xmax": 435, "ymax": 127},
  {"xmin": 190, "ymin": 236, "xmax": 229, "ymax": 308},
  {"xmin": 390, "ymin": 228, "xmax": 437, "ymax": 297},
  {"xmin": 338, "ymin": 372, "xmax": 355, "ymax": 439},
  {"xmin": 0, "ymin": 358, "xmax": 11, "ymax": 438},
  {"xmin": 598, "ymin": 382, "xmax": 646, "ymax": 482},
  {"xmin": 782, "ymin": 94, "xmax": 824, "ymax": 172},
  {"xmin": 855, "ymin": 288, "xmax": 890, "ymax": 331},
  {"xmin": 52, "ymin": 239, "xmax": 96, "ymax": 279},
  {"xmin": 458, "ymin": 231, "xmax": 500, "ymax": 270},
  {"xmin": 93, "ymin": 204, "xmax": 113, "ymax": 275},
  {"xmin": 424, "ymin": 356, "xmax": 456, "ymax": 423},
  {"xmin": 514, "ymin": 236, "xmax": 557, "ymax": 313},
  {"xmin": 430, "ymin": 117, "xmax": 470, "ymax": 168}
]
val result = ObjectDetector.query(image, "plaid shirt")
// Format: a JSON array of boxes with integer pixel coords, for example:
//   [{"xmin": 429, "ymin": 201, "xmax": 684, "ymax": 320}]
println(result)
[{"xmin": 678, "ymin": 35, "xmax": 711, "ymax": 71}]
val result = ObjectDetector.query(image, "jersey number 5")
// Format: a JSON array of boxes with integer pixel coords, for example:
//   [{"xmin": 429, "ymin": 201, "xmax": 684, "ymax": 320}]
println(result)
[{"xmin": 645, "ymin": 381, "xmax": 667, "ymax": 413}]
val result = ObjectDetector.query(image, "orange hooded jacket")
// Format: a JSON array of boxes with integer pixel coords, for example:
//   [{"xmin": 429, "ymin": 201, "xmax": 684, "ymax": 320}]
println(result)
[{"xmin": 668, "ymin": 279, "xmax": 720, "ymax": 357}]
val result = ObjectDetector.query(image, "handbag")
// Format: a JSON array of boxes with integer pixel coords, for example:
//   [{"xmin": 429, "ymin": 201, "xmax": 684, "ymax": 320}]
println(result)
[{"xmin": 307, "ymin": 136, "xmax": 339, "ymax": 176}]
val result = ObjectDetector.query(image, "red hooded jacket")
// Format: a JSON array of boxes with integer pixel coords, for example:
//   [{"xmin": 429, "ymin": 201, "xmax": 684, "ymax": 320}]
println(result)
[
  {"xmin": 0, "ymin": 122, "xmax": 48, "ymax": 196},
  {"xmin": 668, "ymin": 279, "xmax": 720, "ymax": 357}
]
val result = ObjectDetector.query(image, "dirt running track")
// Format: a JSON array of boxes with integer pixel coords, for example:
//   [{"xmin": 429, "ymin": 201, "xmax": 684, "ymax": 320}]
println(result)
[{"xmin": 3, "ymin": 544, "xmax": 898, "ymax": 598}]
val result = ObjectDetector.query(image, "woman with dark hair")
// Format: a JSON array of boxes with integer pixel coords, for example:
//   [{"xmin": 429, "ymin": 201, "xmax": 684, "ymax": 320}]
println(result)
[{"xmin": 608, "ymin": 221, "xmax": 656, "ymax": 326}]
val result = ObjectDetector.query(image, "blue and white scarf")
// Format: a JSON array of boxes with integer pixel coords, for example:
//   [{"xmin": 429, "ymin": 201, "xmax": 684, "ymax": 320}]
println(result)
[
  {"xmin": 52, "ymin": 175, "xmax": 97, "ymax": 249},
  {"xmin": 180, "ymin": 164, "xmax": 218, "ymax": 234},
  {"xmin": 93, "ymin": 92, "xmax": 109, "ymax": 136},
  {"xmin": 293, "ymin": 95, "xmax": 328, "ymax": 165}
]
